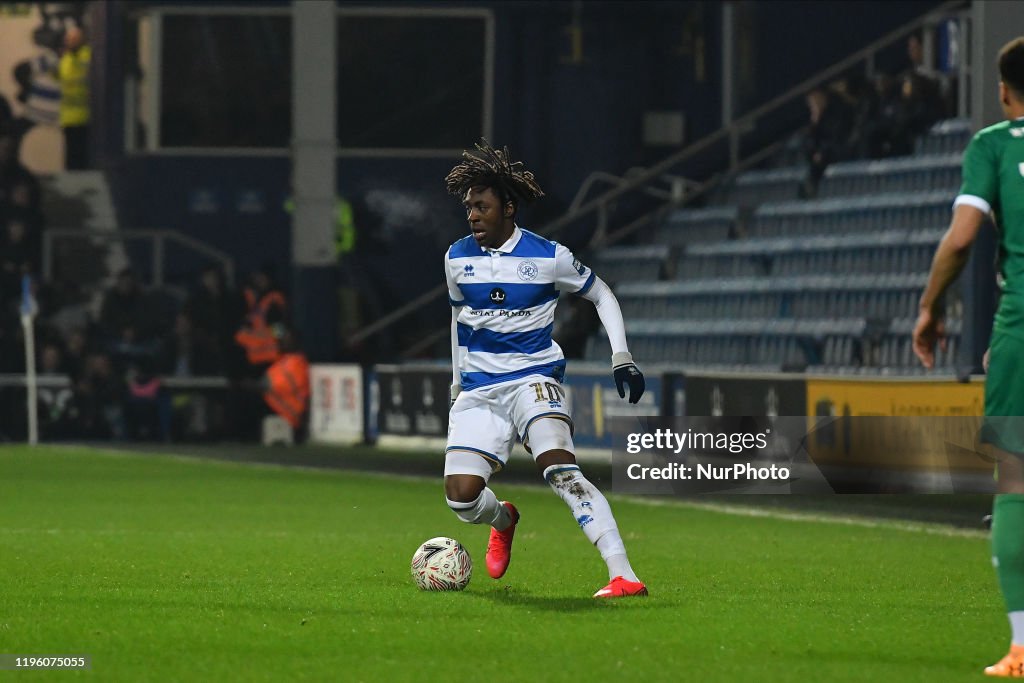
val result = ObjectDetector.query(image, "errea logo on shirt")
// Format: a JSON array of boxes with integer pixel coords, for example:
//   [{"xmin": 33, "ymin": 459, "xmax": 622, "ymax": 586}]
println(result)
[
  {"xmin": 1011, "ymin": 128, "xmax": 1024, "ymax": 138},
  {"xmin": 464, "ymin": 264, "xmax": 475, "ymax": 276}
]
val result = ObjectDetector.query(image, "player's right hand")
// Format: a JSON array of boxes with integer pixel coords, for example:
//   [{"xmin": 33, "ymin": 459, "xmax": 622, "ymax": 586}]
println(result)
[{"xmin": 912, "ymin": 308, "xmax": 946, "ymax": 369}]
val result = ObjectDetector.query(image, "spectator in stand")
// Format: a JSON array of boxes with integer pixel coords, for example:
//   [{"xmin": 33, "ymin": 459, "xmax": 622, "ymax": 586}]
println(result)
[
  {"xmin": 0, "ymin": 131, "xmax": 39, "ymax": 214},
  {"xmin": 36, "ymin": 340, "xmax": 74, "ymax": 440},
  {"xmin": 97, "ymin": 268, "xmax": 146, "ymax": 343},
  {"xmin": 183, "ymin": 265, "xmax": 243, "ymax": 376},
  {"xmin": 97, "ymin": 268, "xmax": 165, "ymax": 385},
  {"xmin": 124, "ymin": 355, "xmax": 169, "ymax": 441},
  {"xmin": 832, "ymin": 72, "xmax": 880, "ymax": 161},
  {"xmin": 860, "ymin": 70, "xmax": 944, "ymax": 159},
  {"xmin": 157, "ymin": 311, "xmax": 224, "ymax": 441},
  {"xmin": 8, "ymin": 176, "xmax": 43, "ymax": 233},
  {"xmin": 63, "ymin": 327, "xmax": 89, "ymax": 381},
  {"xmin": 62, "ymin": 349, "xmax": 125, "ymax": 439},
  {"xmin": 859, "ymin": 74, "xmax": 903, "ymax": 158},
  {"xmin": 904, "ymin": 32, "xmax": 948, "ymax": 117},
  {"xmin": 897, "ymin": 71, "xmax": 945, "ymax": 145},
  {"xmin": 0, "ymin": 216, "xmax": 38, "ymax": 305},
  {"xmin": 801, "ymin": 85, "xmax": 854, "ymax": 197},
  {"xmin": 160, "ymin": 311, "xmax": 224, "ymax": 378}
]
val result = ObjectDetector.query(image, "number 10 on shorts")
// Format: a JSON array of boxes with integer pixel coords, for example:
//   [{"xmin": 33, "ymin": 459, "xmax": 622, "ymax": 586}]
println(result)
[{"xmin": 530, "ymin": 382, "xmax": 565, "ymax": 405}]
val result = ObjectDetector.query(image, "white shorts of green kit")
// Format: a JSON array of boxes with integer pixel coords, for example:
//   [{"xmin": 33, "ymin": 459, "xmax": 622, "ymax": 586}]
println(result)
[{"xmin": 445, "ymin": 373, "xmax": 575, "ymax": 480}]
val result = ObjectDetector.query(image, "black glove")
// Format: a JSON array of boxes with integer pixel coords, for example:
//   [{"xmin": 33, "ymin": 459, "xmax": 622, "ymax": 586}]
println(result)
[{"xmin": 612, "ymin": 352, "xmax": 645, "ymax": 404}]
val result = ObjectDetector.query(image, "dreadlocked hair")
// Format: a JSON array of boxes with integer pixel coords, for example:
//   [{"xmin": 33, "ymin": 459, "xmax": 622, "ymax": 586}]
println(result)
[{"xmin": 444, "ymin": 139, "xmax": 545, "ymax": 208}]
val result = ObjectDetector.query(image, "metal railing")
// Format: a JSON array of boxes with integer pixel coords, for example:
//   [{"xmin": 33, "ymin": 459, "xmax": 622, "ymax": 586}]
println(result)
[
  {"xmin": 348, "ymin": 0, "xmax": 969, "ymax": 356},
  {"xmin": 42, "ymin": 228, "xmax": 236, "ymax": 288}
]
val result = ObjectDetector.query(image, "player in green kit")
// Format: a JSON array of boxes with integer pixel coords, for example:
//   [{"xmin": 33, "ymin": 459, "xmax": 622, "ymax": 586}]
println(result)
[{"xmin": 913, "ymin": 36, "xmax": 1024, "ymax": 677}]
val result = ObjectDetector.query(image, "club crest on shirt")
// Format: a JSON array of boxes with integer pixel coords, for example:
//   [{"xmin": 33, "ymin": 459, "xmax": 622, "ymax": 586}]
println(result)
[
  {"xmin": 517, "ymin": 260, "xmax": 539, "ymax": 281},
  {"xmin": 572, "ymin": 258, "xmax": 587, "ymax": 276}
]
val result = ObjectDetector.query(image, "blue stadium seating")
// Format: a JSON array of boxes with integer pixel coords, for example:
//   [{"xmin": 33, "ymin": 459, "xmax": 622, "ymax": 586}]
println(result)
[
  {"xmin": 655, "ymin": 206, "xmax": 738, "ymax": 245},
  {"xmin": 585, "ymin": 317, "xmax": 867, "ymax": 371},
  {"xmin": 590, "ymin": 244, "xmax": 670, "ymax": 284},
  {"xmin": 749, "ymin": 190, "xmax": 951, "ymax": 238},
  {"xmin": 914, "ymin": 118, "xmax": 972, "ymax": 156},
  {"xmin": 818, "ymin": 154, "xmax": 961, "ymax": 198},
  {"xmin": 615, "ymin": 274, "xmax": 926, "ymax": 322},
  {"xmin": 583, "ymin": 118, "xmax": 972, "ymax": 373},
  {"xmin": 715, "ymin": 166, "xmax": 805, "ymax": 207},
  {"xmin": 679, "ymin": 229, "xmax": 942, "ymax": 278}
]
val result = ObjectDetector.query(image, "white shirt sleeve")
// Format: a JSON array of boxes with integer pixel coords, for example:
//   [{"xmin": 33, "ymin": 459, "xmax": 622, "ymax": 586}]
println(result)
[
  {"xmin": 553, "ymin": 243, "xmax": 597, "ymax": 294},
  {"xmin": 451, "ymin": 308, "xmax": 460, "ymax": 386},
  {"xmin": 579, "ymin": 276, "xmax": 629, "ymax": 356}
]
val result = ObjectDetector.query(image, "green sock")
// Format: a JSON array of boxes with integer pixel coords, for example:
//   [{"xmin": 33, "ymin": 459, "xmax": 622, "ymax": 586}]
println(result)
[{"xmin": 993, "ymin": 494, "xmax": 1024, "ymax": 612}]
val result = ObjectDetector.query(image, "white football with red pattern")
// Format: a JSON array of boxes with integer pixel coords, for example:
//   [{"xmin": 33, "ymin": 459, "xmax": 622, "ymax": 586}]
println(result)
[{"xmin": 411, "ymin": 537, "xmax": 473, "ymax": 591}]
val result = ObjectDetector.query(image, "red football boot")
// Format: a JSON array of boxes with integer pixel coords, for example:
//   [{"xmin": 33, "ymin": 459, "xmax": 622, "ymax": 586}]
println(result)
[
  {"xmin": 485, "ymin": 502, "xmax": 519, "ymax": 579},
  {"xmin": 593, "ymin": 576, "xmax": 649, "ymax": 598}
]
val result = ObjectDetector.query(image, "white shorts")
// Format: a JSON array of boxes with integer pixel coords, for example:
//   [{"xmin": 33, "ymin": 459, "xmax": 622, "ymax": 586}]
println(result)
[{"xmin": 445, "ymin": 374, "xmax": 574, "ymax": 477}]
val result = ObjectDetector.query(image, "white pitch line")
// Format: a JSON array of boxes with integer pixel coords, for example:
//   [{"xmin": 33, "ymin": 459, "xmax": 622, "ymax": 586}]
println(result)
[
  {"xmin": 618, "ymin": 496, "xmax": 989, "ymax": 539},
  {"xmin": 8, "ymin": 445, "xmax": 989, "ymax": 540}
]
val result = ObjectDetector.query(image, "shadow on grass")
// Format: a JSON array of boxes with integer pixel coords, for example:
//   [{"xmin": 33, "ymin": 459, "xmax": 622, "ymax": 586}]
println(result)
[{"xmin": 467, "ymin": 585, "xmax": 661, "ymax": 612}]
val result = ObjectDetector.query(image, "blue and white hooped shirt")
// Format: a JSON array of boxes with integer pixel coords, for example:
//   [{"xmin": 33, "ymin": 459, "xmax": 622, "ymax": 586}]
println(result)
[{"xmin": 445, "ymin": 226, "xmax": 596, "ymax": 391}]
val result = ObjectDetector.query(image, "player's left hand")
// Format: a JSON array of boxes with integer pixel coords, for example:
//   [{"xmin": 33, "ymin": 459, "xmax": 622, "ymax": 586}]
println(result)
[
  {"xmin": 612, "ymin": 352, "xmax": 645, "ymax": 404},
  {"xmin": 912, "ymin": 308, "xmax": 946, "ymax": 369}
]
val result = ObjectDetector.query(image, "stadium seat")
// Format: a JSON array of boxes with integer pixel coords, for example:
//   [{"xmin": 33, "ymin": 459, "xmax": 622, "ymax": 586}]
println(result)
[
  {"xmin": 914, "ymin": 118, "xmax": 972, "ymax": 156},
  {"xmin": 818, "ymin": 154, "xmax": 962, "ymax": 198},
  {"xmin": 656, "ymin": 206, "xmax": 739, "ymax": 246},
  {"xmin": 749, "ymin": 191, "xmax": 951, "ymax": 238},
  {"xmin": 715, "ymin": 166, "xmax": 806, "ymax": 207},
  {"xmin": 590, "ymin": 244, "xmax": 671, "ymax": 284}
]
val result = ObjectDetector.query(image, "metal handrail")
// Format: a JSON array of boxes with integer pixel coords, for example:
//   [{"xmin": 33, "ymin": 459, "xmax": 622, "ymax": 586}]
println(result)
[
  {"xmin": 42, "ymin": 228, "xmax": 236, "ymax": 287},
  {"xmin": 349, "ymin": 0, "xmax": 968, "ymax": 350}
]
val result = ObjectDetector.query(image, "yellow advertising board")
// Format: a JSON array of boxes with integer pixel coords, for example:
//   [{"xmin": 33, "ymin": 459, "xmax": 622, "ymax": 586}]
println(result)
[
  {"xmin": 805, "ymin": 377, "xmax": 991, "ymax": 474},
  {"xmin": 806, "ymin": 377, "xmax": 984, "ymax": 418}
]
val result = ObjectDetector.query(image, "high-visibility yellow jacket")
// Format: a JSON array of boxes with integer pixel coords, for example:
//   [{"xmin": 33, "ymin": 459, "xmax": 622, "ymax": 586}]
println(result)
[{"xmin": 58, "ymin": 45, "xmax": 91, "ymax": 127}]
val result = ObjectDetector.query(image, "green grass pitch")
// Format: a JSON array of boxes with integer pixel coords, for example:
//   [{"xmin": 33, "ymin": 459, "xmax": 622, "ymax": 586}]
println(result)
[{"xmin": 0, "ymin": 445, "xmax": 1006, "ymax": 681}]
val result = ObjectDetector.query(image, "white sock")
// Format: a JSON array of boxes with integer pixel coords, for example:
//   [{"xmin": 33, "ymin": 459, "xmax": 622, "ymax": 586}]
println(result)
[
  {"xmin": 543, "ymin": 464, "xmax": 640, "ymax": 582},
  {"xmin": 446, "ymin": 487, "xmax": 512, "ymax": 530},
  {"xmin": 1010, "ymin": 611, "xmax": 1024, "ymax": 646}
]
